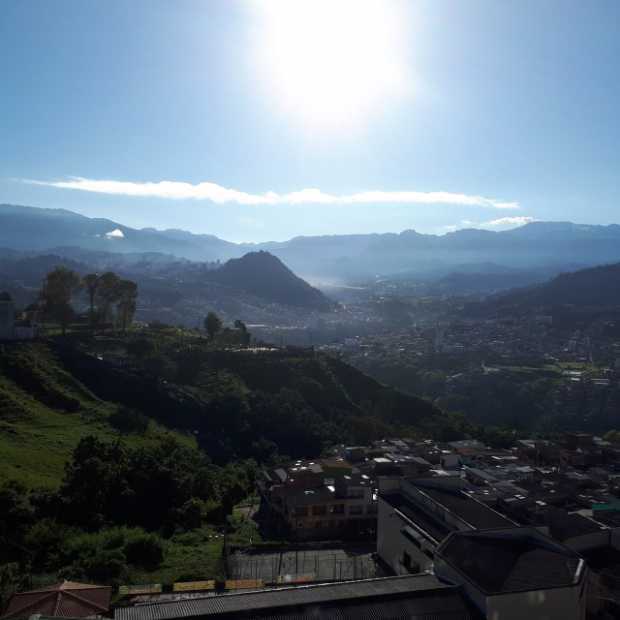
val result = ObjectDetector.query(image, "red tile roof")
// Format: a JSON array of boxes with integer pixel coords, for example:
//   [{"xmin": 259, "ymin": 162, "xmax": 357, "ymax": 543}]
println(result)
[{"xmin": 2, "ymin": 581, "xmax": 111, "ymax": 619}]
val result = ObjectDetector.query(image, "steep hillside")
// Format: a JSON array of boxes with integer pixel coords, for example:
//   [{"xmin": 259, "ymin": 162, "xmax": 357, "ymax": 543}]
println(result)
[
  {"xmin": 0, "ymin": 332, "xmax": 454, "ymax": 487},
  {"xmin": 0, "ymin": 342, "xmax": 195, "ymax": 488},
  {"xmin": 208, "ymin": 251, "xmax": 332, "ymax": 310},
  {"xmin": 56, "ymin": 333, "xmax": 451, "ymax": 463}
]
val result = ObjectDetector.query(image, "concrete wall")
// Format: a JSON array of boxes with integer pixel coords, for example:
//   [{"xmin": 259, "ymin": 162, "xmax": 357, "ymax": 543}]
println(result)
[{"xmin": 376, "ymin": 496, "xmax": 433, "ymax": 575}]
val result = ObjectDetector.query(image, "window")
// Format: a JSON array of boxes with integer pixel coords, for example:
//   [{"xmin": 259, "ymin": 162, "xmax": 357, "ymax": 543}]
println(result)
[
  {"xmin": 294, "ymin": 506, "xmax": 308, "ymax": 517},
  {"xmin": 330, "ymin": 504, "xmax": 345, "ymax": 514},
  {"xmin": 349, "ymin": 505, "xmax": 363, "ymax": 515},
  {"xmin": 312, "ymin": 505, "xmax": 327, "ymax": 516}
]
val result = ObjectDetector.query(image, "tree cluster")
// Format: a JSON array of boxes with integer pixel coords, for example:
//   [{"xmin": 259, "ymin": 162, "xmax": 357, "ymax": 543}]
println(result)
[
  {"xmin": 0, "ymin": 434, "xmax": 255, "ymax": 596},
  {"xmin": 39, "ymin": 267, "xmax": 138, "ymax": 334}
]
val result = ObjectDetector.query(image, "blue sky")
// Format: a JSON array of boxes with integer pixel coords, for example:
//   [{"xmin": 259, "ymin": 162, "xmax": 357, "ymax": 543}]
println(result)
[{"xmin": 1, "ymin": 0, "xmax": 619, "ymax": 242}]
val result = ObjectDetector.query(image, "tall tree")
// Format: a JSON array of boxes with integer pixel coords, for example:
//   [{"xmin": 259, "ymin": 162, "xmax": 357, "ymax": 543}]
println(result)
[
  {"xmin": 82, "ymin": 273, "xmax": 100, "ymax": 329},
  {"xmin": 96, "ymin": 272, "xmax": 121, "ymax": 329},
  {"xmin": 40, "ymin": 266, "xmax": 81, "ymax": 335},
  {"xmin": 117, "ymin": 279, "xmax": 138, "ymax": 332},
  {"xmin": 204, "ymin": 312, "xmax": 222, "ymax": 341}
]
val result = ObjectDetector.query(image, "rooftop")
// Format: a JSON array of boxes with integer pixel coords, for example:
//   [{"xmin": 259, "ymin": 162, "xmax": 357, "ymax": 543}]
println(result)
[
  {"xmin": 2, "ymin": 581, "xmax": 111, "ymax": 619},
  {"xmin": 436, "ymin": 528, "xmax": 584, "ymax": 595},
  {"xmin": 411, "ymin": 479, "xmax": 516, "ymax": 530},
  {"xmin": 115, "ymin": 574, "xmax": 477, "ymax": 620}
]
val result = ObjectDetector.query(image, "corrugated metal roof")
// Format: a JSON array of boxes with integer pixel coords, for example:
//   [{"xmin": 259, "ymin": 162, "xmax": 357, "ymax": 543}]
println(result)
[{"xmin": 115, "ymin": 575, "xmax": 454, "ymax": 620}]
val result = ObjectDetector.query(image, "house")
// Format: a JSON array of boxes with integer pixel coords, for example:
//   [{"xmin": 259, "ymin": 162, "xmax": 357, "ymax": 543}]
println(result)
[
  {"xmin": 2, "ymin": 581, "xmax": 111, "ymax": 619},
  {"xmin": 257, "ymin": 459, "xmax": 376, "ymax": 540},
  {"xmin": 434, "ymin": 528, "xmax": 588, "ymax": 620}
]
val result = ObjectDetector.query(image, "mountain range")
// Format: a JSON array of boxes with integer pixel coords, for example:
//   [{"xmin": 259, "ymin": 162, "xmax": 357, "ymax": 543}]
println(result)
[{"xmin": 4, "ymin": 204, "xmax": 620, "ymax": 281}]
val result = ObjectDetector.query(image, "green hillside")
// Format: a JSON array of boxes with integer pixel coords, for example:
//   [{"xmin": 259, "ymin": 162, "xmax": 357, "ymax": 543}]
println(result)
[{"xmin": 0, "ymin": 342, "xmax": 195, "ymax": 488}]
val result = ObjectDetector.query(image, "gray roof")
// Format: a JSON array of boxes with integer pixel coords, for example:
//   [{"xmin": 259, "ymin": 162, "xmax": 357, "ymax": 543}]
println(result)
[
  {"xmin": 436, "ymin": 528, "xmax": 584, "ymax": 595},
  {"xmin": 114, "ymin": 575, "xmax": 467, "ymax": 620},
  {"xmin": 412, "ymin": 479, "xmax": 515, "ymax": 530}
]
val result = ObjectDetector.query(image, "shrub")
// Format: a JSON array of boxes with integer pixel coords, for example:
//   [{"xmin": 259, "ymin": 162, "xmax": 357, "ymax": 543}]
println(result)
[
  {"xmin": 109, "ymin": 406, "xmax": 149, "ymax": 434},
  {"xmin": 123, "ymin": 532, "xmax": 164, "ymax": 569}
]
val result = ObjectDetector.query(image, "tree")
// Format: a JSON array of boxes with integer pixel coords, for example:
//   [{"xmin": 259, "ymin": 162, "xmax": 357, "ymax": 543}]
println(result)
[
  {"xmin": 82, "ymin": 274, "xmax": 100, "ymax": 329},
  {"xmin": 96, "ymin": 272, "xmax": 121, "ymax": 329},
  {"xmin": 40, "ymin": 266, "xmax": 81, "ymax": 335},
  {"xmin": 234, "ymin": 320, "xmax": 251, "ymax": 346},
  {"xmin": 204, "ymin": 312, "xmax": 222, "ymax": 341},
  {"xmin": 116, "ymin": 280, "xmax": 138, "ymax": 332}
]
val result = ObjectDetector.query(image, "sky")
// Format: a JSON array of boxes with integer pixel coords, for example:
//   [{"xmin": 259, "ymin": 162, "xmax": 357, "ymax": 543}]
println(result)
[{"xmin": 1, "ymin": 0, "xmax": 619, "ymax": 242}]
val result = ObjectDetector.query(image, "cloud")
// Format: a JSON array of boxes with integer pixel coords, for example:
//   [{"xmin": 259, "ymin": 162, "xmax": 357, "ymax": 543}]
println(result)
[
  {"xmin": 480, "ymin": 216, "xmax": 535, "ymax": 229},
  {"xmin": 28, "ymin": 177, "xmax": 519, "ymax": 210},
  {"xmin": 105, "ymin": 228, "xmax": 125, "ymax": 238}
]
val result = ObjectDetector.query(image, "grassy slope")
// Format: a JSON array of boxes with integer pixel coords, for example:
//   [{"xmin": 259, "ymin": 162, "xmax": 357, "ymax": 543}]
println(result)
[{"xmin": 0, "ymin": 342, "xmax": 195, "ymax": 489}]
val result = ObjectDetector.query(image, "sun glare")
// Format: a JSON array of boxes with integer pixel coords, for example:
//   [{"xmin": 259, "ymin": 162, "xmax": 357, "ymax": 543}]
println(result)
[{"xmin": 256, "ymin": 0, "xmax": 408, "ymax": 129}]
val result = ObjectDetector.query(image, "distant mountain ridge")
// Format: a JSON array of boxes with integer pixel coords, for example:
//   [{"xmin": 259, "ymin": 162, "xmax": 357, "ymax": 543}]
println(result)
[
  {"xmin": 3, "ymin": 203, "xmax": 620, "ymax": 279},
  {"xmin": 465, "ymin": 262, "xmax": 620, "ymax": 317}
]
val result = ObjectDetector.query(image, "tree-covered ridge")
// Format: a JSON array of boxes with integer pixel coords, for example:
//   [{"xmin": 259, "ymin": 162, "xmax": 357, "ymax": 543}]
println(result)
[
  {"xmin": 466, "ymin": 262, "xmax": 620, "ymax": 318},
  {"xmin": 55, "ymin": 329, "xmax": 456, "ymax": 463}
]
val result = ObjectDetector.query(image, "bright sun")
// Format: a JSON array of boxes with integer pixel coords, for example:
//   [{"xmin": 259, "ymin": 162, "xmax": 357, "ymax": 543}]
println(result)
[{"xmin": 256, "ymin": 0, "xmax": 408, "ymax": 129}]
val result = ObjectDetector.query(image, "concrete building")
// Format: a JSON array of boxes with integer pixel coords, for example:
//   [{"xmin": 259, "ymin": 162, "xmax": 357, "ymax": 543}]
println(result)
[
  {"xmin": 377, "ymin": 477, "xmax": 515, "ymax": 575},
  {"xmin": 257, "ymin": 458, "xmax": 377, "ymax": 540},
  {"xmin": 434, "ymin": 528, "xmax": 587, "ymax": 620}
]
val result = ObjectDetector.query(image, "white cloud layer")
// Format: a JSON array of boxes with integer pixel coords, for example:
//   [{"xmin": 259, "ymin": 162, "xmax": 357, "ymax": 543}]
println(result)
[
  {"xmin": 28, "ymin": 177, "xmax": 520, "ymax": 210},
  {"xmin": 480, "ymin": 216, "xmax": 535, "ymax": 228}
]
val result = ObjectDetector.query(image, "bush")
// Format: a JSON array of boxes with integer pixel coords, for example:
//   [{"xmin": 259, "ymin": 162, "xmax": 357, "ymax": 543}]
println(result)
[
  {"xmin": 124, "ymin": 532, "xmax": 164, "ymax": 569},
  {"xmin": 60, "ymin": 527, "xmax": 164, "ymax": 584},
  {"xmin": 109, "ymin": 406, "xmax": 150, "ymax": 434}
]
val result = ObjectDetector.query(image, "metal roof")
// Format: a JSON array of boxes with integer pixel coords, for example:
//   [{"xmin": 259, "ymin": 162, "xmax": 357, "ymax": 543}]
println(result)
[{"xmin": 115, "ymin": 575, "xmax": 460, "ymax": 620}]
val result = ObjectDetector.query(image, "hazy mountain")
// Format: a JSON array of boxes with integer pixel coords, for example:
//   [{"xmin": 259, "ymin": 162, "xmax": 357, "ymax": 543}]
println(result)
[
  {"xmin": 208, "ymin": 251, "xmax": 333, "ymax": 311},
  {"xmin": 0, "ymin": 203, "xmax": 238, "ymax": 260},
  {"xmin": 503, "ymin": 262, "xmax": 620, "ymax": 307},
  {"xmin": 466, "ymin": 262, "xmax": 620, "ymax": 318},
  {"xmin": 0, "ymin": 246, "xmax": 332, "ymax": 324},
  {"xmin": 4, "ymin": 203, "xmax": 620, "ymax": 280}
]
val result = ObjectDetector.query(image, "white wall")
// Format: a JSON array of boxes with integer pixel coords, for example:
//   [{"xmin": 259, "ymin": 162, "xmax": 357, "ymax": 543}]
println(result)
[{"xmin": 376, "ymin": 497, "xmax": 433, "ymax": 575}]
